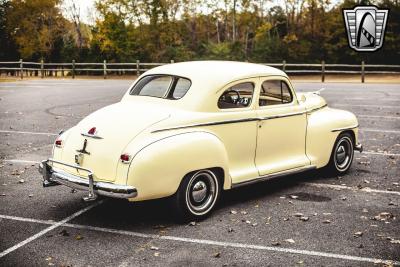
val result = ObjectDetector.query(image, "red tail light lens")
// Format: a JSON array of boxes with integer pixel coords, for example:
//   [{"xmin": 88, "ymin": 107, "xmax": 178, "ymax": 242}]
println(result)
[
  {"xmin": 120, "ymin": 154, "xmax": 130, "ymax": 163},
  {"xmin": 88, "ymin": 127, "xmax": 96, "ymax": 135},
  {"xmin": 55, "ymin": 139, "xmax": 62, "ymax": 147}
]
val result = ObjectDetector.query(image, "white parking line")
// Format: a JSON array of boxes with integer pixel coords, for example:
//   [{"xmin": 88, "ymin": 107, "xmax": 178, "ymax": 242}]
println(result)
[
  {"xmin": 0, "ymin": 200, "xmax": 103, "ymax": 258},
  {"xmin": 362, "ymin": 151, "xmax": 400, "ymax": 157},
  {"xmin": 358, "ymin": 115, "xmax": 400, "ymax": 120},
  {"xmin": 304, "ymin": 183, "xmax": 400, "ymax": 196},
  {"xmin": 3, "ymin": 159, "xmax": 40, "ymax": 164},
  {"xmin": 0, "ymin": 130, "xmax": 57, "ymax": 136},
  {"xmin": 0, "ymin": 214, "xmax": 398, "ymax": 265},
  {"xmin": 362, "ymin": 128, "xmax": 400, "ymax": 134},
  {"xmin": 333, "ymin": 104, "xmax": 399, "ymax": 109}
]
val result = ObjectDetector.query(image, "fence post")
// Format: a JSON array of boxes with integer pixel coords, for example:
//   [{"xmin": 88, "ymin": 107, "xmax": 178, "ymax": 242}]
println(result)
[
  {"xmin": 282, "ymin": 60, "xmax": 286, "ymax": 71},
  {"xmin": 321, "ymin": 60, "xmax": 325, "ymax": 83},
  {"xmin": 103, "ymin": 60, "xmax": 107, "ymax": 79},
  {"xmin": 170, "ymin": 59, "xmax": 174, "ymax": 64},
  {"xmin": 61, "ymin": 65, "xmax": 64, "ymax": 77},
  {"xmin": 72, "ymin": 60, "xmax": 75, "ymax": 79},
  {"xmin": 361, "ymin": 61, "xmax": 365, "ymax": 83},
  {"xmin": 19, "ymin": 59, "xmax": 23, "ymax": 79},
  {"xmin": 136, "ymin": 60, "xmax": 140, "ymax": 76},
  {"xmin": 40, "ymin": 59, "xmax": 44, "ymax": 78}
]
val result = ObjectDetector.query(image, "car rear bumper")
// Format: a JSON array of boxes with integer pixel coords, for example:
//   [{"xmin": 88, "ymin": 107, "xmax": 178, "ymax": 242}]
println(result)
[{"xmin": 38, "ymin": 159, "xmax": 137, "ymax": 201}]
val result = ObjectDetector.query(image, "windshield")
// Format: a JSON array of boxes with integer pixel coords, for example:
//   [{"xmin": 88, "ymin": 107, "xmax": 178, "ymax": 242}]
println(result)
[{"xmin": 130, "ymin": 75, "xmax": 191, "ymax": 99}]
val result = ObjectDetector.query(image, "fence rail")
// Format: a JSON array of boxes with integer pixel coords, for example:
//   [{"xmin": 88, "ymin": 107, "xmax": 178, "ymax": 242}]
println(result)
[{"xmin": 0, "ymin": 59, "xmax": 399, "ymax": 83}]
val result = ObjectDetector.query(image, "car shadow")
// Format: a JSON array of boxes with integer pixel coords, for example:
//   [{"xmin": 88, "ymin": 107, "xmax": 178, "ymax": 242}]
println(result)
[{"xmin": 73, "ymin": 168, "xmax": 343, "ymax": 227}]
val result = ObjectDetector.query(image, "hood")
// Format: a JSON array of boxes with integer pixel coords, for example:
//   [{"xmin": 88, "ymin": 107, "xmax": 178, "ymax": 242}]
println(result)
[{"xmin": 59, "ymin": 102, "xmax": 170, "ymax": 182}]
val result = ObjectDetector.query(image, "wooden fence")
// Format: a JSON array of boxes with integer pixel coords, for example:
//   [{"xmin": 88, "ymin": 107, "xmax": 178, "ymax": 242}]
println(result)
[{"xmin": 1, "ymin": 59, "xmax": 399, "ymax": 83}]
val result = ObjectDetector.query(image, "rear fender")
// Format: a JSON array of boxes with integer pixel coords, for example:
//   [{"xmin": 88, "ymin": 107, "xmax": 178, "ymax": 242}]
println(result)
[{"xmin": 126, "ymin": 131, "xmax": 230, "ymax": 201}]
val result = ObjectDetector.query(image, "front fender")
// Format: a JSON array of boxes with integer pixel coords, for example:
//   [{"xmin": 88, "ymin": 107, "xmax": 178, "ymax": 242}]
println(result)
[
  {"xmin": 126, "ymin": 131, "xmax": 230, "ymax": 201},
  {"xmin": 306, "ymin": 107, "xmax": 359, "ymax": 168}
]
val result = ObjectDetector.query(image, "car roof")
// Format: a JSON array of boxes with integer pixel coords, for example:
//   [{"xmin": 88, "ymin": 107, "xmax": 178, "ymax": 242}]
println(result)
[
  {"xmin": 126, "ymin": 61, "xmax": 288, "ymax": 112},
  {"xmin": 145, "ymin": 61, "xmax": 286, "ymax": 85}
]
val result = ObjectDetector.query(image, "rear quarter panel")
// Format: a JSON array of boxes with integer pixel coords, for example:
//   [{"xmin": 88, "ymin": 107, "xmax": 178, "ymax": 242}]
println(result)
[{"xmin": 126, "ymin": 131, "xmax": 230, "ymax": 201}]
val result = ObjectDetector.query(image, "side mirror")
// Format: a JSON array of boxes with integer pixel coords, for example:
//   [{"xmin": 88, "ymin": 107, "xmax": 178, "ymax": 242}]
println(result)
[{"xmin": 299, "ymin": 94, "xmax": 306, "ymax": 103}]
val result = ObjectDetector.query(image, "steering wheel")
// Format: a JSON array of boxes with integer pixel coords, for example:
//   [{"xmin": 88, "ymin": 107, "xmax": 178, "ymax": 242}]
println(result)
[{"xmin": 222, "ymin": 89, "xmax": 241, "ymax": 104}]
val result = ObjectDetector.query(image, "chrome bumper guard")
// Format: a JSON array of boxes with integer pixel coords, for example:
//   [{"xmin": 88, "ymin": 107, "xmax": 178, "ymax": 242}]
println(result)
[
  {"xmin": 38, "ymin": 159, "xmax": 137, "ymax": 201},
  {"xmin": 355, "ymin": 143, "xmax": 363, "ymax": 153}
]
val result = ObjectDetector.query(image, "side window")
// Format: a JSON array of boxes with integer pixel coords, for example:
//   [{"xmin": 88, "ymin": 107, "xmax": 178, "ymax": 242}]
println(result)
[
  {"xmin": 259, "ymin": 80, "xmax": 293, "ymax": 106},
  {"xmin": 218, "ymin": 82, "xmax": 254, "ymax": 109}
]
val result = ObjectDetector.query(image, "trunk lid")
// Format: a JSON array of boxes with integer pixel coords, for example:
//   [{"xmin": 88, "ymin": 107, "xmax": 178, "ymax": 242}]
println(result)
[{"xmin": 59, "ymin": 102, "xmax": 170, "ymax": 182}]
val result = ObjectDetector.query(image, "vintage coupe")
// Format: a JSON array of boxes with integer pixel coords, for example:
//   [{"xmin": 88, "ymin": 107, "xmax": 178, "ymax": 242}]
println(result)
[{"xmin": 39, "ymin": 61, "xmax": 362, "ymax": 219}]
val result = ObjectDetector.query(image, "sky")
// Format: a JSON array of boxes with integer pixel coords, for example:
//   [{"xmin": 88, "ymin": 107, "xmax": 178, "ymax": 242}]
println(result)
[{"xmin": 62, "ymin": 0, "xmax": 96, "ymax": 24}]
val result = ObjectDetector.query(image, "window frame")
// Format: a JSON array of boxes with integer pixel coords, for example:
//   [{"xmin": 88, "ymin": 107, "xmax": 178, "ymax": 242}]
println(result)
[
  {"xmin": 216, "ymin": 80, "xmax": 256, "ymax": 111},
  {"xmin": 257, "ymin": 78, "xmax": 296, "ymax": 109},
  {"xmin": 129, "ymin": 74, "xmax": 192, "ymax": 100}
]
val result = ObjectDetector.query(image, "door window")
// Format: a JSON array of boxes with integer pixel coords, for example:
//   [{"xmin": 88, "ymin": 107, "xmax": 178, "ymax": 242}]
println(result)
[
  {"xmin": 218, "ymin": 82, "xmax": 254, "ymax": 109},
  {"xmin": 259, "ymin": 80, "xmax": 293, "ymax": 106}
]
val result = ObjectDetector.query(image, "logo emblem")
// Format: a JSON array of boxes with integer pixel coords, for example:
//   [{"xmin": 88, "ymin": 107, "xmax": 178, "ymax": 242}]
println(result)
[
  {"xmin": 76, "ymin": 139, "xmax": 90, "ymax": 155},
  {"xmin": 343, "ymin": 6, "xmax": 389, "ymax": 52}
]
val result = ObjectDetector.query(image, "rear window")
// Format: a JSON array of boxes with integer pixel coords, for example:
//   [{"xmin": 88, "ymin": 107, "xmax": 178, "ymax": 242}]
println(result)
[{"xmin": 130, "ymin": 75, "xmax": 191, "ymax": 99}]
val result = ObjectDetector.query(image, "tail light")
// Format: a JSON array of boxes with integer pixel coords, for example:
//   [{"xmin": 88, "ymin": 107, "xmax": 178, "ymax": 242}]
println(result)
[
  {"xmin": 88, "ymin": 127, "xmax": 96, "ymax": 135},
  {"xmin": 120, "ymin": 154, "xmax": 131, "ymax": 163},
  {"xmin": 55, "ymin": 139, "xmax": 62, "ymax": 148}
]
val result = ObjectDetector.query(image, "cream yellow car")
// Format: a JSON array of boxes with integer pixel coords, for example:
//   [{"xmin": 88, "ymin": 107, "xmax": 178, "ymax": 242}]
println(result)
[{"xmin": 39, "ymin": 61, "xmax": 362, "ymax": 220}]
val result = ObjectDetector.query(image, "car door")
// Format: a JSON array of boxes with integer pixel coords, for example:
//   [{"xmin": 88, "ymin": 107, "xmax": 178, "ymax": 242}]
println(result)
[
  {"xmin": 210, "ymin": 79, "xmax": 260, "ymax": 184},
  {"xmin": 255, "ymin": 76, "xmax": 310, "ymax": 176}
]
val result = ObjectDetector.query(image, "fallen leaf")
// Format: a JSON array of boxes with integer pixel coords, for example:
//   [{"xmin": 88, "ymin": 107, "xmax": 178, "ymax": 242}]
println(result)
[
  {"xmin": 354, "ymin": 231, "xmax": 363, "ymax": 237},
  {"xmin": 285, "ymin": 238, "xmax": 295, "ymax": 244},
  {"xmin": 150, "ymin": 246, "xmax": 159, "ymax": 250},
  {"xmin": 323, "ymin": 220, "xmax": 331, "ymax": 224},
  {"xmin": 213, "ymin": 252, "xmax": 221, "ymax": 258},
  {"xmin": 300, "ymin": 216, "xmax": 309, "ymax": 222},
  {"xmin": 154, "ymin": 252, "xmax": 160, "ymax": 257},
  {"xmin": 59, "ymin": 230, "xmax": 69, "ymax": 236},
  {"xmin": 390, "ymin": 240, "xmax": 400, "ymax": 244},
  {"xmin": 230, "ymin": 210, "xmax": 237, "ymax": 215},
  {"xmin": 271, "ymin": 241, "xmax": 281, "ymax": 246},
  {"xmin": 241, "ymin": 211, "xmax": 248, "ymax": 215},
  {"xmin": 290, "ymin": 195, "xmax": 299, "ymax": 199},
  {"xmin": 293, "ymin": 213, "xmax": 304, "ymax": 217},
  {"xmin": 188, "ymin": 221, "xmax": 196, "ymax": 226},
  {"xmin": 75, "ymin": 234, "xmax": 83, "ymax": 240},
  {"xmin": 228, "ymin": 227, "xmax": 234, "ymax": 233}
]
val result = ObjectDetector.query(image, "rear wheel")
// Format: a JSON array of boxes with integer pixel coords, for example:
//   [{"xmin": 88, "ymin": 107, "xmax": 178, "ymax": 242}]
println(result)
[
  {"xmin": 328, "ymin": 133, "xmax": 354, "ymax": 174},
  {"xmin": 172, "ymin": 169, "xmax": 221, "ymax": 221}
]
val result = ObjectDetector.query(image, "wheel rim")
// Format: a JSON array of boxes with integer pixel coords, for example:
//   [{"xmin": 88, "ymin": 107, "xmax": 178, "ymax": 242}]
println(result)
[
  {"xmin": 334, "ymin": 136, "xmax": 353, "ymax": 171},
  {"xmin": 185, "ymin": 170, "xmax": 218, "ymax": 216}
]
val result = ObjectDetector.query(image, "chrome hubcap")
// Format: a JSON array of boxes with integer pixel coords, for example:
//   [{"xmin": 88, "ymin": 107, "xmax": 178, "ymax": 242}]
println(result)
[
  {"xmin": 335, "ymin": 137, "xmax": 353, "ymax": 170},
  {"xmin": 192, "ymin": 181, "xmax": 207, "ymax": 203},
  {"xmin": 186, "ymin": 171, "xmax": 218, "ymax": 215}
]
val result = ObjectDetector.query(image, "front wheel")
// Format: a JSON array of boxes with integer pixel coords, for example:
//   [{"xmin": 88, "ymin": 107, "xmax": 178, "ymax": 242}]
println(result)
[
  {"xmin": 172, "ymin": 169, "xmax": 221, "ymax": 222},
  {"xmin": 328, "ymin": 132, "xmax": 354, "ymax": 174}
]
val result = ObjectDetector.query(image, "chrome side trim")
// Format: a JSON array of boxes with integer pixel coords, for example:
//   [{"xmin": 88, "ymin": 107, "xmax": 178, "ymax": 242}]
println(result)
[
  {"xmin": 81, "ymin": 133, "xmax": 103, "ymax": 139},
  {"xmin": 231, "ymin": 165, "xmax": 316, "ymax": 188},
  {"xmin": 152, "ymin": 117, "xmax": 259, "ymax": 133},
  {"xmin": 259, "ymin": 110, "xmax": 305, "ymax": 121},
  {"xmin": 331, "ymin": 124, "xmax": 359, "ymax": 132}
]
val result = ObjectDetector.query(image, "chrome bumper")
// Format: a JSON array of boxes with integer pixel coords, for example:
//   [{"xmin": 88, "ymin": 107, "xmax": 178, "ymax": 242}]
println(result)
[
  {"xmin": 355, "ymin": 143, "xmax": 363, "ymax": 153},
  {"xmin": 38, "ymin": 159, "xmax": 137, "ymax": 201}
]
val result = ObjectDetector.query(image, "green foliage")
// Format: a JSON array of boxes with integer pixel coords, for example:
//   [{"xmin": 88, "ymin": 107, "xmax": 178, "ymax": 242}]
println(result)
[{"xmin": 0, "ymin": 0, "xmax": 399, "ymax": 63}]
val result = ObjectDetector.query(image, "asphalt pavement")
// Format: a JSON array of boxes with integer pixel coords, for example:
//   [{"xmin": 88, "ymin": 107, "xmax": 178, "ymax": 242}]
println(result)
[{"xmin": 0, "ymin": 79, "xmax": 399, "ymax": 266}]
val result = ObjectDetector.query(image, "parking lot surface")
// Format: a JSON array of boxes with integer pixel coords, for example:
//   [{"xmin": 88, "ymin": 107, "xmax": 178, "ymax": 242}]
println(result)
[{"xmin": 0, "ymin": 79, "xmax": 399, "ymax": 266}]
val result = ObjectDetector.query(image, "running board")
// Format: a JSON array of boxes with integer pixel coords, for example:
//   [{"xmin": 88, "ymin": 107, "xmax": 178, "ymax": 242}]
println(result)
[{"xmin": 231, "ymin": 165, "xmax": 316, "ymax": 188}]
